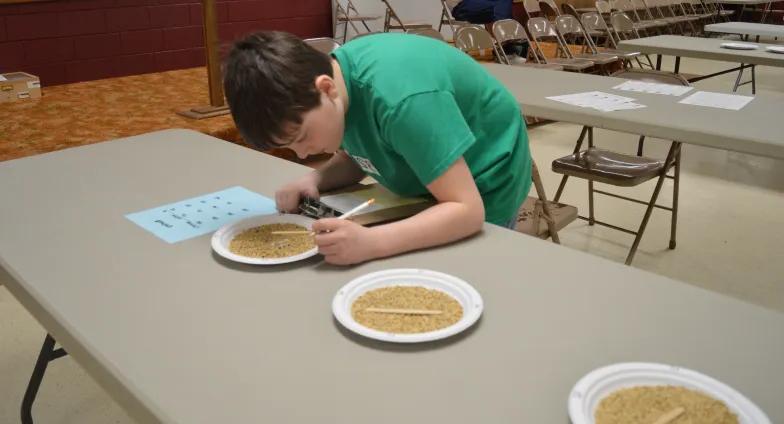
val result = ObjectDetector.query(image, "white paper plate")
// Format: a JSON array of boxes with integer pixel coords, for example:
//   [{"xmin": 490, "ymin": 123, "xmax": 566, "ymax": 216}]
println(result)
[
  {"xmin": 568, "ymin": 362, "xmax": 771, "ymax": 424},
  {"xmin": 765, "ymin": 46, "xmax": 784, "ymax": 54},
  {"xmin": 720, "ymin": 42, "xmax": 758, "ymax": 50},
  {"xmin": 211, "ymin": 214, "xmax": 318, "ymax": 265},
  {"xmin": 332, "ymin": 269, "xmax": 483, "ymax": 343}
]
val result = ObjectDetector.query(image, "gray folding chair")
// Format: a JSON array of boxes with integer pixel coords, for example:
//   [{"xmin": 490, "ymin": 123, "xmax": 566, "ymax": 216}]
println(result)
[
  {"xmin": 527, "ymin": 17, "xmax": 595, "ymax": 71},
  {"xmin": 438, "ymin": 0, "xmax": 471, "ymax": 35},
  {"xmin": 611, "ymin": 11, "xmax": 655, "ymax": 68},
  {"xmin": 614, "ymin": 0, "xmax": 668, "ymax": 35},
  {"xmin": 492, "ymin": 19, "xmax": 565, "ymax": 70},
  {"xmin": 554, "ymin": 15, "xmax": 620, "ymax": 74},
  {"xmin": 334, "ymin": 0, "xmax": 381, "ymax": 43},
  {"xmin": 454, "ymin": 25, "xmax": 504, "ymax": 62},
  {"xmin": 551, "ymin": 68, "xmax": 687, "ymax": 265},
  {"xmin": 539, "ymin": 0, "xmax": 561, "ymax": 20},
  {"xmin": 580, "ymin": 11, "xmax": 642, "ymax": 66}
]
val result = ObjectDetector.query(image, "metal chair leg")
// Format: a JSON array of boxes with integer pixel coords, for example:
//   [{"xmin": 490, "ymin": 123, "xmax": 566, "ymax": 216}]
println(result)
[
  {"xmin": 751, "ymin": 64, "xmax": 756, "ymax": 94},
  {"xmin": 531, "ymin": 161, "xmax": 561, "ymax": 244},
  {"xmin": 637, "ymin": 135, "xmax": 645, "ymax": 156},
  {"xmin": 554, "ymin": 125, "xmax": 590, "ymax": 202},
  {"xmin": 669, "ymin": 143, "xmax": 681, "ymax": 249},
  {"xmin": 625, "ymin": 143, "xmax": 678, "ymax": 265},
  {"xmin": 588, "ymin": 180, "xmax": 596, "ymax": 225},
  {"xmin": 22, "ymin": 334, "xmax": 68, "ymax": 424}
]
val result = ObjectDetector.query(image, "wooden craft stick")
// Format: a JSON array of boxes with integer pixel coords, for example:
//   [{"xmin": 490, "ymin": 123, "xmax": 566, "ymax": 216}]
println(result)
[
  {"xmin": 652, "ymin": 407, "xmax": 685, "ymax": 424},
  {"xmin": 271, "ymin": 231, "xmax": 314, "ymax": 235},
  {"xmin": 365, "ymin": 307, "xmax": 443, "ymax": 315}
]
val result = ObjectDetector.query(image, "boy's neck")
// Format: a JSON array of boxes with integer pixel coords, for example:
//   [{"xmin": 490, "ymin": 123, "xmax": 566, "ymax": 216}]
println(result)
[{"xmin": 331, "ymin": 59, "xmax": 350, "ymax": 111}]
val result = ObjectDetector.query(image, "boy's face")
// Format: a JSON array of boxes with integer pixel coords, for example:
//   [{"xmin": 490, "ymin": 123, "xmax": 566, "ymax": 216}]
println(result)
[{"xmin": 279, "ymin": 88, "xmax": 345, "ymax": 160}]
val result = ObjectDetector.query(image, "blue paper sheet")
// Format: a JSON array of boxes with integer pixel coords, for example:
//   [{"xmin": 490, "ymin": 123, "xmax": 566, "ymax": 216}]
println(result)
[{"xmin": 125, "ymin": 186, "xmax": 277, "ymax": 243}]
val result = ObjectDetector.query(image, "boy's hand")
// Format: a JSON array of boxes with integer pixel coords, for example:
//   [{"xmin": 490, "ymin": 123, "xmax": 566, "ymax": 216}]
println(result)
[
  {"xmin": 275, "ymin": 173, "xmax": 320, "ymax": 213},
  {"xmin": 313, "ymin": 219, "xmax": 381, "ymax": 265}
]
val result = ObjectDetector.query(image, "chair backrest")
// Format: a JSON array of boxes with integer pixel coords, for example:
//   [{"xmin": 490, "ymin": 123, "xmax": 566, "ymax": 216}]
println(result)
[
  {"xmin": 454, "ymin": 26, "xmax": 500, "ymax": 61},
  {"xmin": 611, "ymin": 69, "xmax": 690, "ymax": 86},
  {"xmin": 595, "ymin": 0, "xmax": 612, "ymax": 14},
  {"xmin": 492, "ymin": 18, "xmax": 531, "ymax": 44},
  {"xmin": 527, "ymin": 16, "xmax": 560, "ymax": 39},
  {"xmin": 581, "ymin": 11, "xmax": 620, "ymax": 47},
  {"xmin": 444, "ymin": 0, "xmax": 461, "ymax": 9},
  {"xmin": 406, "ymin": 27, "xmax": 446, "ymax": 41},
  {"xmin": 524, "ymin": 0, "xmax": 541, "ymax": 14},
  {"xmin": 304, "ymin": 37, "xmax": 342, "ymax": 54},
  {"xmin": 539, "ymin": 0, "xmax": 561, "ymax": 19},
  {"xmin": 610, "ymin": 11, "xmax": 638, "ymax": 36},
  {"xmin": 555, "ymin": 14, "xmax": 585, "ymax": 37},
  {"xmin": 562, "ymin": 3, "xmax": 581, "ymax": 18}
]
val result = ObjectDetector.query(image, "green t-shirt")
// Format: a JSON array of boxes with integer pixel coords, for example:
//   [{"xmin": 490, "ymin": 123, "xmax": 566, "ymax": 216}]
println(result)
[{"xmin": 332, "ymin": 33, "xmax": 531, "ymax": 225}]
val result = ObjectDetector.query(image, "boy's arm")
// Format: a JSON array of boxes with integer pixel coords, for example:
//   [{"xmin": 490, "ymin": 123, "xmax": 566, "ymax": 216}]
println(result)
[
  {"xmin": 313, "ymin": 156, "xmax": 485, "ymax": 265},
  {"xmin": 369, "ymin": 156, "xmax": 484, "ymax": 256}
]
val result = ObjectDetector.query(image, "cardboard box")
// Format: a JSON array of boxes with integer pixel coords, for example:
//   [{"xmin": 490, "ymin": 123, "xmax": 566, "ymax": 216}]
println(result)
[{"xmin": 0, "ymin": 72, "xmax": 42, "ymax": 103}]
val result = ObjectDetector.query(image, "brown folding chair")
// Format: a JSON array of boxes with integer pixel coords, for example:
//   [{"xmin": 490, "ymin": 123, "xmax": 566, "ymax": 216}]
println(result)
[
  {"xmin": 381, "ymin": 0, "xmax": 433, "ymax": 32},
  {"xmin": 551, "ymin": 69, "xmax": 687, "ymax": 265},
  {"xmin": 334, "ymin": 0, "xmax": 381, "ymax": 43},
  {"xmin": 304, "ymin": 37, "xmax": 342, "ymax": 54},
  {"xmin": 554, "ymin": 14, "xmax": 621, "ymax": 74},
  {"xmin": 526, "ymin": 17, "xmax": 595, "ymax": 72},
  {"xmin": 515, "ymin": 160, "xmax": 578, "ymax": 243}
]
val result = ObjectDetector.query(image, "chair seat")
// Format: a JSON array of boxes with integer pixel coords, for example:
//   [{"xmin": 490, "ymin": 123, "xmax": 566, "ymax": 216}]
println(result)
[
  {"xmin": 338, "ymin": 15, "xmax": 381, "ymax": 21},
  {"xmin": 514, "ymin": 62, "xmax": 565, "ymax": 70},
  {"xmin": 552, "ymin": 148, "xmax": 665, "ymax": 186},
  {"xmin": 515, "ymin": 197, "xmax": 578, "ymax": 238},
  {"xmin": 573, "ymin": 52, "xmax": 619, "ymax": 65},
  {"xmin": 719, "ymin": 10, "xmax": 735, "ymax": 15},
  {"xmin": 598, "ymin": 47, "xmax": 641, "ymax": 58},
  {"xmin": 390, "ymin": 22, "xmax": 432, "ymax": 29},
  {"xmin": 547, "ymin": 57, "xmax": 594, "ymax": 71}
]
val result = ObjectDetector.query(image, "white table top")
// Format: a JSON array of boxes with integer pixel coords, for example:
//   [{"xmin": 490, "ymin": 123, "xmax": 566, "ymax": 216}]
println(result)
[
  {"xmin": 618, "ymin": 35, "xmax": 784, "ymax": 67},
  {"xmin": 705, "ymin": 22, "xmax": 784, "ymax": 37},
  {"xmin": 483, "ymin": 63, "xmax": 784, "ymax": 160},
  {"xmin": 2, "ymin": 129, "xmax": 783, "ymax": 423}
]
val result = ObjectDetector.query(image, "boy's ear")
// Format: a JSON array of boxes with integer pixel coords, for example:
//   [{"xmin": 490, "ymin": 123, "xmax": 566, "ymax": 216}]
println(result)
[{"xmin": 314, "ymin": 75, "xmax": 337, "ymax": 99}]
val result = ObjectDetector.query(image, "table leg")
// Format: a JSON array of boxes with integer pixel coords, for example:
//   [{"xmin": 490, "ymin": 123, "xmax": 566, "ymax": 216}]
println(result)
[
  {"xmin": 21, "ymin": 334, "xmax": 69, "ymax": 424},
  {"xmin": 656, "ymin": 54, "xmax": 662, "ymax": 71},
  {"xmin": 674, "ymin": 56, "xmax": 681, "ymax": 74}
]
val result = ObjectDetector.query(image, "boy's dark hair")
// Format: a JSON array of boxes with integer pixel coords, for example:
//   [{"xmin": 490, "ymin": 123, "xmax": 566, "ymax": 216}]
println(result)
[{"xmin": 223, "ymin": 31, "xmax": 333, "ymax": 150}]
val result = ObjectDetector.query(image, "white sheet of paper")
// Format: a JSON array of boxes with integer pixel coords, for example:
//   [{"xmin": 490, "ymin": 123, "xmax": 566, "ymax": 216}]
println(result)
[
  {"xmin": 0, "ymin": 75, "xmax": 7, "ymax": 82},
  {"xmin": 547, "ymin": 91, "xmax": 644, "ymax": 112},
  {"xmin": 678, "ymin": 91, "xmax": 754, "ymax": 111},
  {"xmin": 613, "ymin": 80, "xmax": 693, "ymax": 96}
]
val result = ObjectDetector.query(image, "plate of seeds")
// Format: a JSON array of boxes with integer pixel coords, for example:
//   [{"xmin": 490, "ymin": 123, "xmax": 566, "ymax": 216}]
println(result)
[
  {"xmin": 211, "ymin": 214, "xmax": 318, "ymax": 265},
  {"xmin": 569, "ymin": 362, "xmax": 770, "ymax": 424},
  {"xmin": 332, "ymin": 269, "xmax": 483, "ymax": 343}
]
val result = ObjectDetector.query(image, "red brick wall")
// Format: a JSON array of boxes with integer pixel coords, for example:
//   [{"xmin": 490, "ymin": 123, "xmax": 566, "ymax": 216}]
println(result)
[{"xmin": 0, "ymin": 0, "xmax": 333, "ymax": 86}]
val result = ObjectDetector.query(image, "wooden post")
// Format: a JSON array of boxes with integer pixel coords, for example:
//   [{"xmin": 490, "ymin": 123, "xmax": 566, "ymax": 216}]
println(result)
[{"xmin": 178, "ymin": 0, "xmax": 231, "ymax": 119}]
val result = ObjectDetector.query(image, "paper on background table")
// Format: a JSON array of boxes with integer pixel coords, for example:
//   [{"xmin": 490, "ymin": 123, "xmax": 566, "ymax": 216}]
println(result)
[
  {"xmin": 320, "ymin": 185, "xmax": 429, "ymax": 214},
  {"xmin": 125, "ymin": 186, "xmax": 276, "ymax": 243},
  {"xmin": 613, "ymin": 80, "xmax": 694, "ymax": 96},
  {"xmin": 0, "ymin": 75, "xmax": 7, "ymax": 81},
  {"xmin": 546, "ymin": 91, "xmax": 646, "ymax": 112},
  {"xmin": 678, "ymin": 91, "xmax": 754, "ymax": 111}
]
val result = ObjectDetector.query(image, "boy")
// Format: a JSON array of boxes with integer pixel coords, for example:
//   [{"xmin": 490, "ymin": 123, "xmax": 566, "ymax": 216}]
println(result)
[{"xmin": 223, "ymin": 31, "xmax": 531, "ymax": 265}]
